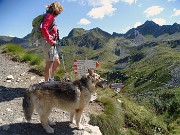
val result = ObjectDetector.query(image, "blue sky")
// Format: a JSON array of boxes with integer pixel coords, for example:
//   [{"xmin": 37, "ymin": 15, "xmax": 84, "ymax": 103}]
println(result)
[{"xmin": 0, "ymin": 0, "xmax": 179, "ymax": 38}]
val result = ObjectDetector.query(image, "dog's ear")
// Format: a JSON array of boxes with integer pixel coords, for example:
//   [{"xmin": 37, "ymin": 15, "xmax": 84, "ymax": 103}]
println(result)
[{"xmin": 88, "ymin": 69, "xmax": 94, "ymax": 76}]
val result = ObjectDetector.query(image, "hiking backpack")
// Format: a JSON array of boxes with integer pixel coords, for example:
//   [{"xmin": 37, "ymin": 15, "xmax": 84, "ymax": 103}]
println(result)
[
  {"xmin": 31, "ymin": 14, "xmax": 44, "ymax": 46},
  {"xmin": 30, "ymin": 14, "xmax": 55, "ymax": 46}
]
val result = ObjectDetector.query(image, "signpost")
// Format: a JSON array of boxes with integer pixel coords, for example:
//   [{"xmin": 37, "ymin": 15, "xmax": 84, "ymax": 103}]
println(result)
[{"xmin": 73, "ymin": 59, "xmax": 100, "ymax": 75}]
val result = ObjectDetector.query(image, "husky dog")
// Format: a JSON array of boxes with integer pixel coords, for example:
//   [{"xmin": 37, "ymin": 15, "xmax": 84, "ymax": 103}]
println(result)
[{"xmin": 22, "ymin": 69, "xmax": 106, "ymax": 133}]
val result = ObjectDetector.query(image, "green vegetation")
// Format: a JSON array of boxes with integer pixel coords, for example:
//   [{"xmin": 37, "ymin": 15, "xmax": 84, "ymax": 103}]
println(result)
[
  {"xmin": 91, "ymin": 44, "xmax": 180, "ymax": 135},
  {"xmin": 90, "ymin": 89, "xmax": 169, "ymax": 135},
  {"xmin": 1, "ymin": 41, "xmax": 180, "ymax": 135},
  {"xmin": 149, "ymin": 87, "xmax": 180, "ymax": 132},
  {"xmin": 111, "ymin": 45, "xmax": 180, "ymax": 134},
  {"xmin": 121, "ymin": 96, "xmax": 168, "ymax": 135},
  {"xmin": 67, "ymin": 28, "xmax": 86, "ymax": 37},
  {"xmin": 2, "ymin": 43, "xmax": 25, "ymax": 59},
  {"xmin": 144, "ymin": 34, "xmax": 154, "ymax": 40},
  {"xmin": 89, "ymin": 97, "xmax": 124, "ymax": 135},
  {"xmin": 1, "ymin": 43, "xmax": 44, "ymax": 75},
  {"xmin": 121, "ymin": 46, "xmax": 180, "ymax": 94}
]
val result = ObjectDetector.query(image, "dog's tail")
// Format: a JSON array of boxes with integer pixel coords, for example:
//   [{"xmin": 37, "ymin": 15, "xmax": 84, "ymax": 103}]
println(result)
[{"xmin": 23, "ymin": 86, "xmax": 34, "ymax": 121}]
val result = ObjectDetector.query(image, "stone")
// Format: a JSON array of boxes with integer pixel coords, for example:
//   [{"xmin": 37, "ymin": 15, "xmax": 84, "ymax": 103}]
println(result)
[
  {"xmin": 6, "ymin": 75, "xmax": 14, "ymax": 80},
  {"xmin": 20, "ymin": 72, "xmax": 26, "ymax": 76},
  {"xmin": 90, "ymin": 93, "xmax": 97, "ymax": 101},
  {"xmin": 16, "ymin": 78, "xmax": 21, "ymax": 82},
  {"xmin": 39, "ymin": 79, "xmax": 45, "ymax": 83},
  {"xmin": 83, "ymin": 124, "xmax": 102, "ymax": 135},
  {"xmin": 16, "ymin": 117, "xmax": 23, "ymax": 122},
  {"xmin": 117, "ymin": 99, "xmax": 122, "ymax": 103},
  {"xmin": 7, "ymin": 108, "xmax": 13, "ymax": 112},
  {"xmin": 31, "ymin": 76, "xmax": 36, "ymax": 80},
  {"xmin": 0, "ymin": 118, "xmax": 3, "ymax": 124},
  {"xmin": 6, "ymin": 80, "xmax": 11, "ymax": 83}
]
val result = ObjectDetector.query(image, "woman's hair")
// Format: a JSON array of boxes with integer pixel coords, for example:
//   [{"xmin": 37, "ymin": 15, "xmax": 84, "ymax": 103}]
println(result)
[{"xmin": 46, "ymin": 1, "xmax": 64, "ymax": 15}]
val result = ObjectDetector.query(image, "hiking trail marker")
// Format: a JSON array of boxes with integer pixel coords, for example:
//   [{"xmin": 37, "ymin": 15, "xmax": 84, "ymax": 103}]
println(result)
[{"xmin": 73, "ymin": 59, "xmax": 100, "ymax": 75}]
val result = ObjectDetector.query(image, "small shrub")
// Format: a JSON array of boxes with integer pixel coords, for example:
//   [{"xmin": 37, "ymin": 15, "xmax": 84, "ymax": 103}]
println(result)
[
  {"xmin": 122, "ymin": 97, "xmax": 168, "ymax": 135},
  {"xmin": 2, "ymin": 44, "xmax": 25, "ymax": 61},
  {"xmin": 2, "ymin": 43, "xmax": 25, "ymax": 54},
  {"xmin": 167, "ymin": 97, "xmax": 180, "ymax": 120},
  {"xmin": 89, "ymin": 98, "xmax": 124, "ymax": 135},
  {"xmin": 2, "ymin": 43, "xmax": 44, "ymax": 74},
  {"xmin": 30, "ymin": 56, "xmax": 42, "ymax": 65},
  {"xmin": 29, "ymin": 64, "xmax": 44, "ymax": 76},
  {"xmin": 23, "ymin": 53, "xmax": 34, "ymax": 62},
  {"xmin": 150, "ymin": 89, "xmax": 180, "ymax": 121}
]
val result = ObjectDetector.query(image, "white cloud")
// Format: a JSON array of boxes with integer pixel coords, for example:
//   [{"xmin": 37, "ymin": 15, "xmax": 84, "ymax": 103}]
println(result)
[
  {"xmin": 67, "ymin": 0, "xmax": 78, "ymax": 2},
  {"xmin": 134, "ymin": 22, "xmax": 142, "ymax": 28},
  {"xmin": 88, "ymin": 0, "xmax": 120, "ymax": 7},
  {"xmin": 87, "ymin": 4, "xmax": 116, "ymax": 19},
  {"xmin": 172, "ymin": 8, "xmax": 180, "ymax": 16},
  {"xmin": 87, "ymin": 0, "xmax": 120, "ymax": 19},
  {"xmin": 121, "ymin": 0, "xmax": 137, "ymax": 5},
  {"xmin": 69, "ymin": 0, "xmax": 136, "ymax": 19},
  {"xmin": 67, "ymin": 0, "xmax": 86, "ymax": 6},
  {"xmin": 167, "ymin": 0, "xmax": 176, "ymax": 2},
  {"xmin": 152, "ymin": 18, "xmax": 166, "ymax": 25},
  {"xmin": 78, "ymin": 18, "xmax": 91, "ymax": 25},
  {"xmin": 144, "ymin": 6, "xmax": 164, "ymax": 17}
]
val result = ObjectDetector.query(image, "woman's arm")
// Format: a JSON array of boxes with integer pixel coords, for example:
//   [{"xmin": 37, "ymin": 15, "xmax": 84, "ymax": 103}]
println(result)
[{"xmin": 41, "ymin": 14, "xmax": 56, "ymax": 44}]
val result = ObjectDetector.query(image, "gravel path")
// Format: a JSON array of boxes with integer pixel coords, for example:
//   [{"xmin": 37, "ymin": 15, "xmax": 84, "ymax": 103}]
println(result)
[{"xmin": 0, "ymin": 50, "xmax": 102, "ymax": 135}]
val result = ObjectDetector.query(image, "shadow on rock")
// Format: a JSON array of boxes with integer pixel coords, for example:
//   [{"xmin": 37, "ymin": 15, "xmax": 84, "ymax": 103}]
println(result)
[
  {"xmin": 0, "ymin": 86, "xmax": 26, "ymax": 102},
  {"xmin": 0, "ymin": 122, "xmax": 76, "ymax": 135}
]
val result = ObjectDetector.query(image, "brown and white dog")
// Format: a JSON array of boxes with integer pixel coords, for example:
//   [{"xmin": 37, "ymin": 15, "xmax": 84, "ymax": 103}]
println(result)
[{"xmin": 22, "ymin": 69, "xmax": 106, "ymax": 133}]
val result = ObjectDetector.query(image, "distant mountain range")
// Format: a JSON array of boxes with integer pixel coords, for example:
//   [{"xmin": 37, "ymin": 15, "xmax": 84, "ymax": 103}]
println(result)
[
  {"xmin": 0, "ymin": 36, "xmax": 28, "ymax": 47},
  {"xmin": 0, "ymin": 20, "xmax": 179, "ymax": 48},
  {"xmin": 124, "ymin": 20, "xmax": 180, "ymax": 38},
  {"xmin": 61, "ymin": 20, "xmax": 179, "ymax": 48}
]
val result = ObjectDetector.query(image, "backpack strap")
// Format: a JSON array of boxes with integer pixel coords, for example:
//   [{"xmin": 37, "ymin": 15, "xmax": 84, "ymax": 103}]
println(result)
[{"xmin": 49, "ymin": 22, "xmax": 55, "ymax": 32}]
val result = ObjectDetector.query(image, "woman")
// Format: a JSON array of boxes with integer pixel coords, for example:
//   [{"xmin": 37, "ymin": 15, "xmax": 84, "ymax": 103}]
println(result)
[{"xmin": 41, "ymin": 1, "xmax": 64, "ymax": 81}]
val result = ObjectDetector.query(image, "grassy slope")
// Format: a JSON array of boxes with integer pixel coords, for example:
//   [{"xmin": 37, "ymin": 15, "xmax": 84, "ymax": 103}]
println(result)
[
  {"xmin": 92, "ymin": 44, "xmax": 180, "ymax": 135},
  {"xmin": 122, "ymin": 45, "xmax": 180, "ymax": 94},
  {"xmin": 113, "ymin": 45, "xmax": 180, "ymax": 134},
  {"xmin": 1, "ymin": 43, "xmax": 44, "ymax": 75},
  {"xmin": 90, "ymin": 88, "xmax": 169, "ymax": 135}
]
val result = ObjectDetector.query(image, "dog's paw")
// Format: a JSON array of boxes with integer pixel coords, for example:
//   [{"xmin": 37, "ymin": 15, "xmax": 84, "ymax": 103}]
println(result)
[
  {"xmin": 48, "ymin": 120, "xmax": 56, "ymax": 126},
  {"xmin": 46, "ymin": 127, "xmax": 54, "ymax": 134}
]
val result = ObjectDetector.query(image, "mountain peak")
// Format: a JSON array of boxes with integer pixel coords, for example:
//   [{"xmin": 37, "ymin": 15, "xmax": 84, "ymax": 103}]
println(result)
[
  {"xmin": 172, "ymin": 22, "xmax": 179, "ymax": 26},
  {"xmin": 90, "ymin": 27, "xmax": 112, "ymax": 38},
  {"xmin": 92, "ymin": 27, "xmax": 101, "ymax": 30},
  {"xmin": 67, "ymin": 28, "xmax": 86, "ymax": 38},
  {"xmin": 144, "ymin": 20, "xmax": 155, "ymax": 24},
  {"xmin": 123, "ymin": 20, "xmax": 180, "ymax": 39},
  {"xmin": 143, "ymin": 20, "xmax": 159, "ymax": 27}
]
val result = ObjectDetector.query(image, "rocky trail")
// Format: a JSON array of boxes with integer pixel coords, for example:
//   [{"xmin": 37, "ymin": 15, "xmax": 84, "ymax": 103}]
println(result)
[{"xmin": 0, "ymin": 50, "xmax": 102, "ymax": 135}]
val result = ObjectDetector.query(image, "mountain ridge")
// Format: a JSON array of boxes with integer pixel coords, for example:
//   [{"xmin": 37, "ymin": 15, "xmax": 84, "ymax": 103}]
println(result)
[
  {"xmin": 0, "ymin": 20, "xmax": 179, "ymax": 49},
  {"xmin": 125, "ymin": 20, "xmax": 180, "ymax": 38}
]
